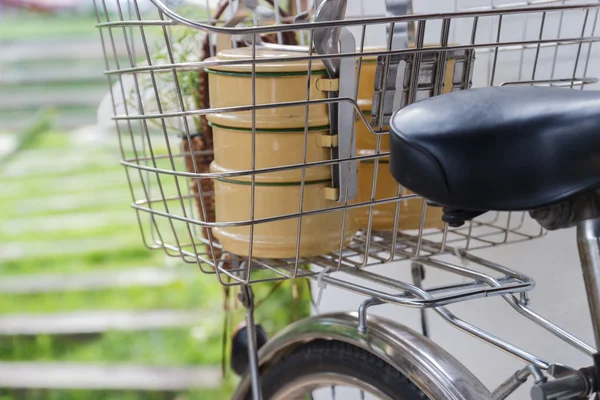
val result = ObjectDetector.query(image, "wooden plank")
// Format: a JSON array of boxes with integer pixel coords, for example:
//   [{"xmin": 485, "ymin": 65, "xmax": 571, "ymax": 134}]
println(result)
[
  {"xmin": 0, "ymin": 238, "xmax": 134, "ymax": 262},
  {"xmin": 0, "ymin": 310, "xmax": 208, "ymax": 335},
  {"xmin": 3, "ymin": 151, "xmax": 116, "ymax": 178},
  {"xmin": 11, "ymin": 191, "xmax": 127, "ymax": 215},
  {"xmin": 0, "ymin": 268, "xmax": 194, "ymax": 294},
  {"xmin": 0, "ymin": 39, "xmax": 133, "ymax": 63},
  {"xmin": 0, "ymin": 91, "xmax": 107, "ymax": 111},
  {"xmin": 7, "ymin": 144, "xmax": 116, "ymax": 161},
  {"xmin": 1, "ymin": 115, "xmax": 97, "ymax": 132},
  {"xmin": 1, "ymin": 210, "xmax": 135, "ymax": 236},
  {"xmin": 0, "ymin": 362, "xmax": 220, "ymax": 390},
  {"xmin": 0, "ymin": 69, "xmax": 105, "ymax": 86},
  {"xmin": 1, "ymin": 171, "xmax": 131, "ymax": 197}
]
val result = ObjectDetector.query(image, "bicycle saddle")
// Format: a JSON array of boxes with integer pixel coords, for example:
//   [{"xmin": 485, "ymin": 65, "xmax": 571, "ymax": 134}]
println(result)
[{"xmin": 389, "ymin": 86, "xmax": 600, "ymax": 212}]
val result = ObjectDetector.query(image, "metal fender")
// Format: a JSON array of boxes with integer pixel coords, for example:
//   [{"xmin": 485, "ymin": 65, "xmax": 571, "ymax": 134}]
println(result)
[{"xmin": 232, "ymin": 312, "xmax": 491, "ymax": 400}]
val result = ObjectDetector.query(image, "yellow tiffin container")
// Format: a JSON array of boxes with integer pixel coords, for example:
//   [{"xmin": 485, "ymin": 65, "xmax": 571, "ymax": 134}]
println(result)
[
  {"xmin": 205, "ymin": 48, "xmax": 330, "ymax": 129},
  {"xmin": 210, "ymin": 163, "xmax": 357, "ymax": 259},
  {"xmin": 356, "ymin": 51, "xmax": 379, "ymax": 112},
  {"xmin": 355, "ymin": 150, "xmax": 444, "ymax": 231},
  {"xmin": 208, "ymin": 119, "xmax": 331, "ymax": 183},
  {"xmin": 356, "ymin": 118, "xmax": 390, "ymax": 152},
  {"xmin": 353, "ymin": 46, "xmax": 456, "ymax": 230},
  {"xmin": 356, "ymin": 51, "xmax": 391, "ymax": 151},
  {"xmin": 354, "ymin": 45, "xmax": 459, "ymax": 150},
  {"xmin": 206, "ymin": 47, "xmax": 357, "ymax": 258}
]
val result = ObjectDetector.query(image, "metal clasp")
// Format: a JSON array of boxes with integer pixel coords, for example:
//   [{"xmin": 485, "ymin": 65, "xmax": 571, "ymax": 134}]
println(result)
[
  {"xmin": 317, "ymin": 134, "xmax": 339, "ymax": 148},
  {"xmin": 316, "ymin": 78, "xmax": 340, "ymax": 92}
]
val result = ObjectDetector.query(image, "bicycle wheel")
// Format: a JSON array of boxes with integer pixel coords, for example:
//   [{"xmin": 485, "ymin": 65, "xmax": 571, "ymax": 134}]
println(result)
[{"xmin": 247, "ymin": 340, "xmax": 428, "ymax": 400}]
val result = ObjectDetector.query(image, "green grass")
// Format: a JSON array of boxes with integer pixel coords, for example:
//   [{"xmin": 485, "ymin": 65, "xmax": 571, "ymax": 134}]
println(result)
[
  {"xmin": 0, "ymin": 279, "xmax": 311, "ymax": 366},
  {"xmin": 0, "ymin": 16, "xmax": 249, "ymax": 397},
  {"xmin": 0, "ymin": 277, "xmax": 217, "ymax": 314},
  {"xmin": 0, "ymin": 110, "xmax": 55, "ymax": 166},
  {"xmin": 0, "ymin": 12, "xmax": 97, "ymax": 41},
  {"xmin": 0, "ymin": 215, "xmax": 137, "ymax": 242},
  {"xmin": 5, "ymin": 192, "xmax": 129, "ymax": 218},
  {"xmin": 0, "ymin": 104, "xmax": 96, "ymax": 116},
  {"xmin": 0, "ymin": 389, "xmax": 233, "ymax": 400},
  {"xmin": 0, "ymin": 328, "xmax": 223, "ymax": 365},
  {"xmin": 0, "ymin": 171, "xmax": 133, "ymax": 200},
  {"xmin": 0, "ymin": 81, "xmax": 311, "ymax": 399},
  {"xmin": 0, "ymin": 247, "xmax": 159, "ymax": 276},
  {"xmin": 0, "ymin": 81, "xmax": 107, "ymax": 93},
  {"xmin": 20, "ymin": 130, "xmax": 72, "ymax": 150}
]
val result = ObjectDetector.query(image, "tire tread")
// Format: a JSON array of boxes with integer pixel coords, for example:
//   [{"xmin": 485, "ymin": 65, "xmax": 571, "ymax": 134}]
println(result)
[{"xmin": 254, "ymin": 340, "xmax": 429, "ymax": 400}]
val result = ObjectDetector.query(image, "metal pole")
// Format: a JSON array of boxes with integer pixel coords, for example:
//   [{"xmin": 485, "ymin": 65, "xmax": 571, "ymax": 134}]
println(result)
[
  {"xmin": 577, "ymin": 218, "xmax": 600, "ymax": 349},
  {"xmin": 240, "ymin": 285, "xmax": 263, "ymax": 400},
  {"xmin": 577, "ymin": 217, "xmax": 600, "ymax": 396},
  {"xmin": 411, "ymin": 262, "xmax": 429, "ymax": 337}
]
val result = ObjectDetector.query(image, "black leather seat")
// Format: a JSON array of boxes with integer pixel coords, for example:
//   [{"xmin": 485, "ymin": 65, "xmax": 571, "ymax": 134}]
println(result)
[{"xmin": 389, "ymin": 86, "xmax": 600, "ymax": 212}]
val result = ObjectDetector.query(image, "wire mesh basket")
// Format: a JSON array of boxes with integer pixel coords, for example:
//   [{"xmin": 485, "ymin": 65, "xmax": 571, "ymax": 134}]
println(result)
[{"xmin": 93, "ymin": 0, "xmax": 600, "ymax": 303}]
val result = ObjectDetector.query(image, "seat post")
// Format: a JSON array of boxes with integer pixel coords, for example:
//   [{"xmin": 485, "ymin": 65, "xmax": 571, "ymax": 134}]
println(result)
[
  {"xmin": 577, "ymin": 217, "xmax": 600, "ymax": 393},
  {"xmin": 577, "ymin": 217, "xmax": 600, "ymax": 350}
]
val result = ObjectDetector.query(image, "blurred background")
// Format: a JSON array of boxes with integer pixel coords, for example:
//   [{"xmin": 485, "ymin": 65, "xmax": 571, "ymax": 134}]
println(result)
[{"xmin": 0, "ymin": 1, "xmax": 308, "ymax": 399}]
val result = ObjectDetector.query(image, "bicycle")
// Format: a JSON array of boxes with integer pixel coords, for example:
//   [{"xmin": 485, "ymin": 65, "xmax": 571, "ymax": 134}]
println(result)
[{"xmin": 93, "ymin": 0, "xmax": 600, "ymax": 398}]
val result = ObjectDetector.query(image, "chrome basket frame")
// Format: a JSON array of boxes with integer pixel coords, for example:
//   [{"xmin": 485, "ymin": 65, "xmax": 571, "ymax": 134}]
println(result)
[{"xmin": 92, "ymin": 0, "xmax": 600, "ymax": 296}]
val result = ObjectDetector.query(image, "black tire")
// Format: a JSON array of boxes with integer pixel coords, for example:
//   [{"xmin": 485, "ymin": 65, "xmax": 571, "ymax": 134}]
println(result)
[{"xmin": 248, "ymin": 340, "xmax": 428, "ymax": 400}]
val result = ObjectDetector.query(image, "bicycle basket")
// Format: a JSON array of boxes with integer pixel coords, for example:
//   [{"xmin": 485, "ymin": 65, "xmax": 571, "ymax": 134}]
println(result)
[{"xmin": 93, "ymin": 0, "xmax": 600, "ymax": 292}]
